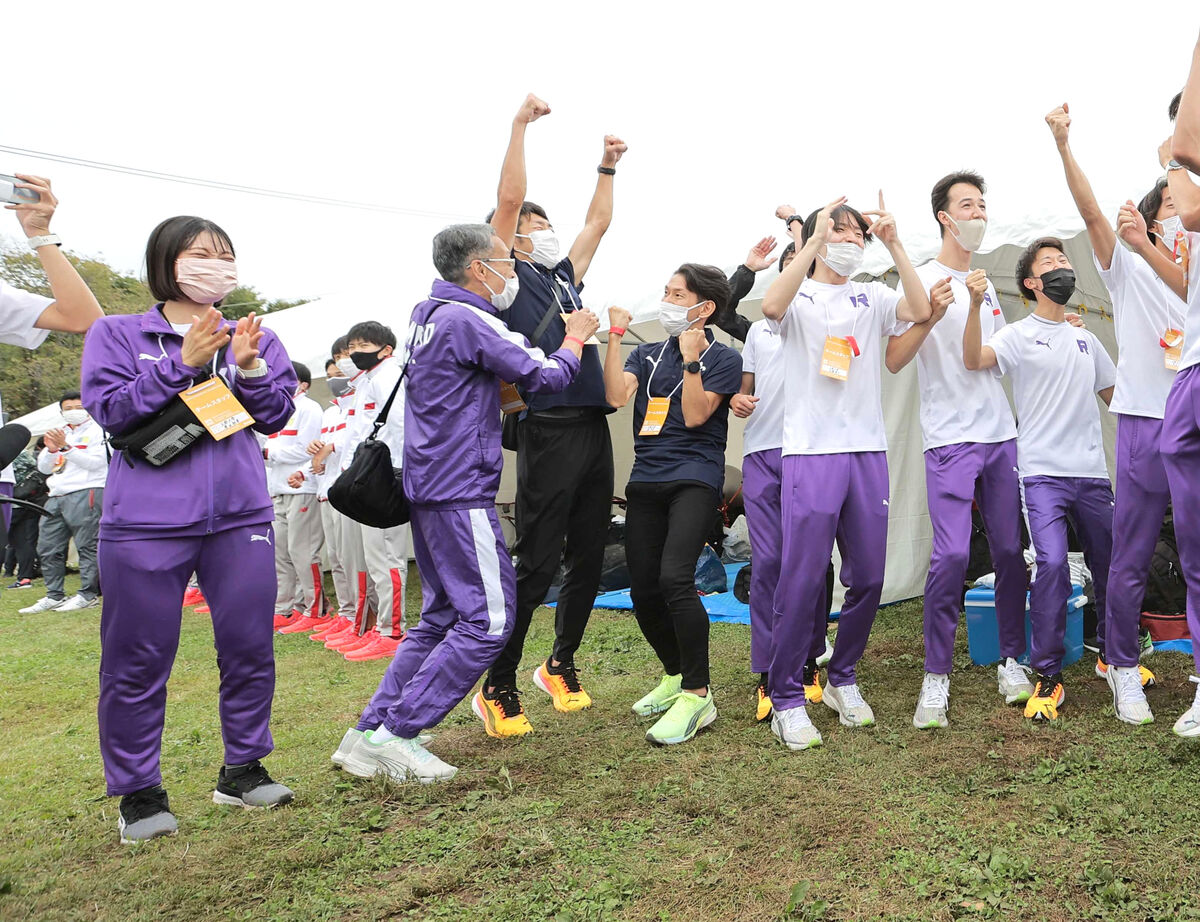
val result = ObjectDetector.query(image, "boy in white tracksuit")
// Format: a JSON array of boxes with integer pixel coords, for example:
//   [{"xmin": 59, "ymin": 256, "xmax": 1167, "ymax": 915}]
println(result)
[
  {"xmin": 314, "ymin": 359, "xmax": 356, "ymax": 627},
  {"xmin": 264, "ymin": 362, "xmax": 325, "ymax": 629},
  {"xmin": 338, "ymin": 321, "xmax": 408, "ymax": 662},
  {"xmin": 20, "ymin": 393, "xmax": 108, "ymax": 613}
]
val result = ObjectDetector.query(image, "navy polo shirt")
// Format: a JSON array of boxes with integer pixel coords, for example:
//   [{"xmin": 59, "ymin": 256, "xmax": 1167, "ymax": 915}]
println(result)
[
  {"xmin": 500, "ymin": 257, "xmax": 609, "ymax": 412},
  {"xmin": 624, "ymin": 330, "xmax": 742, "ymax": 493}
]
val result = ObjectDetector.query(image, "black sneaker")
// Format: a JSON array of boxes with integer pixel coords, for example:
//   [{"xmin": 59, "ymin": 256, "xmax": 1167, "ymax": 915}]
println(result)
[
  {"xmin": 118, "ymin": 786, "xmax": 178, "ymax": 844},
  {"xmin": 1083, "ymin": 634, "xmax": 1100, "ymax": 654},
  {"xmin": 8, "ymin": 579, "xmax": 32, "ymax": 590},
  {"xmin": 213, "ymin": 760, "xmax": 294, "ymax": 809}
]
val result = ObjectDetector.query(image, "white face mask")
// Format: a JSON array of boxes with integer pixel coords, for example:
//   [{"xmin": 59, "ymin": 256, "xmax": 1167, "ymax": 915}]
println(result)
[
  {"xmin": 63, "ymin": 409, "xmax": 89, "ymax": 427},
  {"xmin": 481, "ymin": 261, "xmax": 520, "ymax": 310},
  {"xmin": 947, "ymin": 215, "xmax": 988, "ymax": 253},
  {"xmin": 516, "ymin": 228, "xmax": 560, "ymax": 269},
  {"xmin": 819, "ymin": 241, "xmax": 865, "ymax": 278},
  {"xmin": 658, "ymin": 300, "xmax": 705, "ymax": 337},
  {"xmin": 1158, "ymin": 215, "xmax": 1184, "ymax": 250},
  {"xmin": 335, "ymin": 357, "xmax": 357, "ymax": 378}
]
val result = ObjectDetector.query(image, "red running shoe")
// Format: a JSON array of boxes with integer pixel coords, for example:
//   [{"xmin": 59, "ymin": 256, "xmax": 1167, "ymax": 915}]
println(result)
[
  {"xmin": 336, "ymin": 630, "xmax": 379, "ymax": 654},
  {"xmin": 183, "ymin": 588, "xmax": 205, "ymax": 607},
  {"xmin": 311, "ymin": 616, "xmax": 350, "ymax": 641},
  {"xmin": 278, "ymin": 614, "xmax": 321, "ymax": 634},
  {"xmin": 324, "ymin": 625, "xmax": 362, "ymax": 649},
  {"xmin": 345, "ymin": 634, "xmax": 403, "ymax": 661}
]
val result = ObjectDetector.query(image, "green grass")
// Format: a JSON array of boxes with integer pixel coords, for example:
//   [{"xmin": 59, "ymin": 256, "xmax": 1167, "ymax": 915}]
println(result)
[{"xmin": 4, "ymin": 571, "xmax": 1200, "ymax": 921}]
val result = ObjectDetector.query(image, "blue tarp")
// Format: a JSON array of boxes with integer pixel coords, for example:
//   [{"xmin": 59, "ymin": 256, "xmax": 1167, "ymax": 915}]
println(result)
[{"xmin": 571, "ymin": 563, "xmax": 752, "ymax": 624}]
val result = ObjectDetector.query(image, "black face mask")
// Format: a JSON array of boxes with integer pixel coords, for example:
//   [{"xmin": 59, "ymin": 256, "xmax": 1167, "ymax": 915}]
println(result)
[
  {"xmin": 1037, "ymin": 268, "xmax": 1076, "ymax": 306},
  {"xmin": 350, "ymin": 349, "xmax": 384, "ymax": 371}
]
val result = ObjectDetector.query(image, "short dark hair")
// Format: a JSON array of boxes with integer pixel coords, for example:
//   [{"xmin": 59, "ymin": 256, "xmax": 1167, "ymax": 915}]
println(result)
[
  {"xmin": 325, "ymin": 357, "xmax": 339, "ymax": 372},
  {"xmin": 1170, "ymin": 91, "xmax": 1182, "ymax": 122},
  {"xmin": 145, "ymin": 216, "xmax": 235, "ymax": 303},
  {"xmin": 778, "ymin": 241, "xmax": 796, "ymax": 273},
  {"xmin": 330, "ymin": 334, "xmax": 349, "ymax": 357},
  {"xmin": 798, "ymin": 205, "xmax": 871, "ymax": 277},
  {"xmin": 292, "ymin": 361, "xmax": 311, "ymax": 386},
  {"xmin": 673, "ymin": 264, "xmax": 731, "ymax": 324},
  {"xmin": 484, "ymin": 201, "xmax": 549, "ymax": 229},
  {"xmin": 931, "ymin": 171, "xmax": 986, "ymax": 237},
  {"xmin": 59, "ymin": 391, "xmax": 82, "ymax": 407},
  {"xmin": 346, "ymin": 321, "xmax": 396, "ymax": 350},
  {"xmin": 1015, "ymin": 237, "xmax": 1065, "ymax": 297},
  {"xmin": 1138, "ymin": 178, "xmax": 1170, "ymax": 245}
]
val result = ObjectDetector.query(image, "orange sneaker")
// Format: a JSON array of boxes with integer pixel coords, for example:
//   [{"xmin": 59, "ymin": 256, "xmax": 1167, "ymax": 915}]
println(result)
[
  {"xmin": 272, "ymin": 612, "xmax": 295, "ymax": 630},
  {"xmin": 532, "ymin": 660, "xmax": 592, "ymax": 712},
  {"xmin": 278, "ymin": 615, "xmax": 321, "ymax": 634},
  {"xmin": 1024, "ymin": 673, "xmax": 1066, "ymax": 721},
  {"xmin": 345, "ymin": 634, "xmax": 404, "ymax": 662},
  {"xmin": 338, "ymin": 630, "xmax": 380, "ymax": 654},
  {"xmin": 311, "ymin": 616, "xmax": 350, "ymax": 641},
  {"xmin": 183, "ymin": 588, "xmax": 205, "ymax": 607},
  {"xmin": 472, "ymin": 687, "xmax": 534, "ymax": 737},
  {"xmin": 325, "ymin": 626, "xmax": 364, "ymax": 650}
]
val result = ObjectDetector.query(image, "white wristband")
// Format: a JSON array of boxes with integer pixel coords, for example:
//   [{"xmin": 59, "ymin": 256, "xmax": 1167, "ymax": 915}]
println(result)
[
  {"xmin": 236, "ymin": 358, "xmax": 269, "ymax": 378},
  {"xmin": 27, "ymin": 234, "xmax": 62, "ymax": 250}
]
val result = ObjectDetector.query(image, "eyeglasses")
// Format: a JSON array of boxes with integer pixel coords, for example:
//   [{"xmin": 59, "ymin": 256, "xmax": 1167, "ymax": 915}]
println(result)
[{"xmin": 479, "ymin": 258, "xmax": 515, "ymax": 266}]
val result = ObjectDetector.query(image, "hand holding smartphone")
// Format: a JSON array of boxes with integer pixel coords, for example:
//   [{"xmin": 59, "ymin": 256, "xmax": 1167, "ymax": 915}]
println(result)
[{"xmin": 0, "ymin": 174, "xmax": 40, "ymax": 204}]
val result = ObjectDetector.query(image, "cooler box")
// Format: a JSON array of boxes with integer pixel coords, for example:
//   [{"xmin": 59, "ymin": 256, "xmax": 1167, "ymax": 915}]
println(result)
[{"xmin": 964, "ymin": 584, "xmax": 1085, "ymax": 667}]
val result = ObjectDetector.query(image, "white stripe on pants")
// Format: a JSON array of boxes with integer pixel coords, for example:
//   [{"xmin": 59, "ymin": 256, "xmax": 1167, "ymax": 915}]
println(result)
[
  {"xmin": 361, "ymin": 521, "xmax": 409, "ymax": 639},
  {"xmin": 272, "ymin": 493, "xmax": 325, "ymax": 615},
  {"xmin": 320, "ymin": 499, "xmax": 355, "ymax": 617}
]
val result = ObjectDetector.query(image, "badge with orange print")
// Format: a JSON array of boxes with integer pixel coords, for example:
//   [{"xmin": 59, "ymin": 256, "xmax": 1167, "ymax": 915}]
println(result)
[{"xmin": 179, "ymin": 377, "xmax": 254, "ymax": 440}]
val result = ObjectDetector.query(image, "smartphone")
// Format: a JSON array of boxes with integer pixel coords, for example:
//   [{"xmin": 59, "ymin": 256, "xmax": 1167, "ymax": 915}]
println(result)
[{"xmin": 0, "ymin": 174, "xmax": 39, "ymax": 204}]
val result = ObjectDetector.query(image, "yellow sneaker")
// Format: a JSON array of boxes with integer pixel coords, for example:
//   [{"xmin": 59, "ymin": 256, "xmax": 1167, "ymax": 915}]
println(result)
[
  {"xmin": 803, "ymin": 665, "xmax": 824, "ymax": 705},
  {"xmin": 1094, "ymin": 657, "xmax": 1156, "ymax": 688},
  {"xmin": 755, "ymin": 680, "xmax": 773, "ymax": 722},
  {"xmin": 532, "ymin": 661, "xmax": 592, "ymax": 712},
  {"xmin": 1023, "ymin": 674, "xmax": 1065, "ymax": 721},
  {"xmin": 471, "ymin": 687, "xmax": 533, "ymax": 738}
]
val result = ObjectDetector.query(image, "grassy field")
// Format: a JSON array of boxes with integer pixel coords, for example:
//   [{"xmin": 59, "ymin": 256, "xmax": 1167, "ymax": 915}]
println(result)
[{"xmin": 4, "ymin": 570, "xmax": 1200, "ymax": 922}]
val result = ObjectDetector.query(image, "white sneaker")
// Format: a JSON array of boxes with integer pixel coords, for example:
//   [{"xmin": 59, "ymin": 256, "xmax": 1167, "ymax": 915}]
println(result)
[
  {"xmin": 816, "ymin": 635, "xmax": 834, "ymax": 668},
  {"xmin": 771, "ymin": 705, "xmax": 823, "ymax": 750},
  {"xmin": 1173, "ymin": 677, "xmax": 1200, "ymax": 738},
  {"xmin": 997, "ymin": 657, "xmax": 1035, "ymax": 705},
  {"xmin": 912, "ymin": 673, "xmax": 950, "ymax": 730},
  {"xmin": 1105, "ymin": 666, "xmax": 1154, "ymax": 726},
  {"xmin": 57, "ymin": 593, "xmax": 99, "ymax": 612},
  {"xmin": 822, "ymin": 682, "xmax": 875, "ymax": 728},
  {"xmin": 342, "ymin": 733, "xmax": 458, "ymax": 783},
  {"xmin": 19, "ymin": 596, "xmax": 67, "ymax": 614},
  {"xmin": 331, "ymin": 727, "xmax": 362, "ymax": 767}
]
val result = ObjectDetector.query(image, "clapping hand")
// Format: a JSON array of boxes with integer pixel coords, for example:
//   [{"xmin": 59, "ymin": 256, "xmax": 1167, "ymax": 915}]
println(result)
[{"xmin": 232, "ymin": 312, "xmax": 265, "ymax": 370}]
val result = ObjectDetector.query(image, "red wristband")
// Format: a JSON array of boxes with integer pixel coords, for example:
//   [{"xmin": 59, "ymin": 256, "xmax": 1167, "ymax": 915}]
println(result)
[
  {"xmin": 564, "ymin": 335, "xmax": 585, "ymax": 348},
  {"xmin": 609, "ymin": 326, "xmax": 626, "ymax": 336}
]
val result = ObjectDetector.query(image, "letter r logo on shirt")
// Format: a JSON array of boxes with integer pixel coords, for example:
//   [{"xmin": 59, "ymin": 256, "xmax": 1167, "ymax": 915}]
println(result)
[{"xmin": 1077, "ymin": 340, "xmax": 1089, "ymax": 354}]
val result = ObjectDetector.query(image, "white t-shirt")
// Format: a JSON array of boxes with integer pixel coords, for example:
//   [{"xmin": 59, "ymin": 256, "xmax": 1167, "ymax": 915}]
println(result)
[
  {"xmin": 772, "ymin": 277, "xmax": 910, "ymax": 455},
  {"xmin": 1179, "ymin": 231, "xmax": 1200, "ymax": 372},
  {"xmin": 912, "ymin": 260, "xmax": 1017, "ymax": 451},
  {"xmin": 987, "ymin": 313, "xmax": 1117, "ymax": 479},
  {"xmin": 1095, "ymin": 242, "xmax": 1186, "ymax": 418},
  {"xmin": 741, "ymin": 319, "xmax": 784, "ymax": 456},
  {"xmin": 0, "ymin": 280, "xmax": 52, "ymax": 349}
]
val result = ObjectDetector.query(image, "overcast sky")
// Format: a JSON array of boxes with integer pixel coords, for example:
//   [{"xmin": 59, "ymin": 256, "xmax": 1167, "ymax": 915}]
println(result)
[{"xmin": 3, "ymin": 1, "xmax": 1195, "ymax": 318}]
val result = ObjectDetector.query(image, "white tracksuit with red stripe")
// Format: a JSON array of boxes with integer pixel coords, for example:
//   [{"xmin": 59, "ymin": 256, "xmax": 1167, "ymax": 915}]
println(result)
[
  {"xmin": 263, "ymin": 390, "xmax": 325, "ymax": 616},
  {"xmin": 342, "ymin": 356, "xmax": 408, "ymax": 640},
  {"xmin": 316, "ymin": 395, "xmax": 355, "ymax": 619}
]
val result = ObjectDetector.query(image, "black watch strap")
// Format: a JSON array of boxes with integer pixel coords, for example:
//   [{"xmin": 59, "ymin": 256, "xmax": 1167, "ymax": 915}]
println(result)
[
  {"xmin": 684, "ymin": 360, "xmax": 702, "ymax": 374},
  {"xmin": 597, "ymin": 165, "xmax": 616, "ymax": 175}
]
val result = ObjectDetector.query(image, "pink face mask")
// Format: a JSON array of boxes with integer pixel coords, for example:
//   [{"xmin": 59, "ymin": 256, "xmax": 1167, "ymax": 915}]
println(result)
[{"xmin": 176, "ymin": 257, "xmax": 238, "ymax": 304}]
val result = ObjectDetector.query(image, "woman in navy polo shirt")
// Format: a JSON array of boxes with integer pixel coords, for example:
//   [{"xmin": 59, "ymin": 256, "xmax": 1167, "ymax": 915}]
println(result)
[{"xmin": 604, "ymin": 264, "xmax": 742, "ymax": 746}]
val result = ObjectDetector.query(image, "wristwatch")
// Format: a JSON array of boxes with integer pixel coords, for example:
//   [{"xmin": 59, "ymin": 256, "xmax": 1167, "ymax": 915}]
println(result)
[
  {"xmin": 1167, "ymin": 158, "xmax": 1186, "ymax": 172},
  {"xmin": 785, "ymin": 214, "xmax": 803, "ymax": 228},
  {"xmin": 27, "ymin": 234, "xmax": 62, "ymax": 250},
  {"xmin": 684, "ymin": 360, "xmax": 702, "ymax": 374}
]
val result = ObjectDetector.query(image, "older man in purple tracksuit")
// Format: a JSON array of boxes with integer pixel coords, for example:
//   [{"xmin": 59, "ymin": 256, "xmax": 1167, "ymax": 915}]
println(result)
[{"xmin": 337, "ymin": 223, "xmax": 598, "ymax": 783}]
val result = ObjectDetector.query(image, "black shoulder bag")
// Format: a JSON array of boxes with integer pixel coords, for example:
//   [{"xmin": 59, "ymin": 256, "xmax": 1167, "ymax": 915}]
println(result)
[
  {"xmin": 108, "ymin": 347, "xmax": 229, "ymax": 467},
  {"xmin": 328, "ymin": 305, "xmax": 441, "ymax": 528}
]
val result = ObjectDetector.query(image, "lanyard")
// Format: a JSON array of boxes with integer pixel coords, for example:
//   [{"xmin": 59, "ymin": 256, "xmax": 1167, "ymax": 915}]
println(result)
[
  {"xmin": 823, "ymin": 290, "xmax": 860, "ymax": 344},
  {"xmin": 646, "ymin": 336, "xmax": 714, "ymax": 400},
  {"xmin": 536, "ymin": 268, "xmax": 580, "ymax": 312}
]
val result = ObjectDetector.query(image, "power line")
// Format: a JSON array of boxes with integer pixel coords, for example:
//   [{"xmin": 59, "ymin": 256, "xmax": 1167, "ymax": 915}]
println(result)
[{"xmin": 0, "ymin": 144, "xmax": 476, "ymax": 221}]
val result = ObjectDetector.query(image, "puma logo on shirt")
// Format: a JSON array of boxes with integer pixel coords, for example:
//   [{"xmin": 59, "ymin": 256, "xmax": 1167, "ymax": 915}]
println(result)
[
  {"xmin": 1035, "ymin": 338, "xmax": 1052, "ymax": 349},
  {"xmin": 250, "ymin": 530, "xmax": 272, "ymax": 546}
]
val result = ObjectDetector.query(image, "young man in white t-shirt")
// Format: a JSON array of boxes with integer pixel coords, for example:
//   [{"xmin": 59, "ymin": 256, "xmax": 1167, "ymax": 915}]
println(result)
[
  {"xmin": 964, "ymin": 238, "xmax": 1117, "ymax": 722},
  {"xmin": 1047, "ymin": 103, "xmax": 1179, "ymax": 724},
  {"xmin": 883, "ymin": 171, "xmax": 1031, "ymax": 730},
  {"xmin": 1119, "ymin": 170, "xmax": 1200, "ymax": 737},
  {"xmin": 759, "ymin": 195, "xmax": 932, "ymax": 750}
]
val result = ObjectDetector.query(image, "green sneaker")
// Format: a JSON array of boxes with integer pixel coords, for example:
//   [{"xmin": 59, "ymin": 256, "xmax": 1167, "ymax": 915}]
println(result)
[
  {"xmin": 631, "ymin": 674, "xmax": 683, "ymax": 717},
  {"xmin": 1139, "ymin": 628, "xmax": 1155, "ymax": 659},
  {"xmin": 645, "ymin": 691, "xmax": 716, "ymax": 745}
]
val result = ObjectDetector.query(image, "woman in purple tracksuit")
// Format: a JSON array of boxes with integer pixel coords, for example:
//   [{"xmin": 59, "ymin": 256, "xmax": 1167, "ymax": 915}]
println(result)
[{"xmin": 81, "ymin": 216, "xmax": 298, "ymax": 844}]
